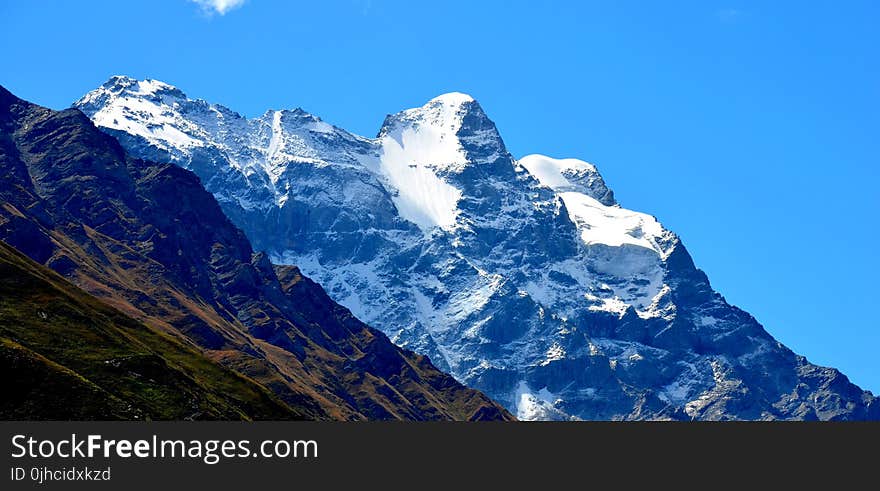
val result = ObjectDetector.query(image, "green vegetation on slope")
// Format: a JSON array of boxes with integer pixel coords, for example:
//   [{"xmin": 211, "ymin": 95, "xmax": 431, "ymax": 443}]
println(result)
[{"xmin": 0, "ymin": 240, "xmax": 306, "ymax": 420}]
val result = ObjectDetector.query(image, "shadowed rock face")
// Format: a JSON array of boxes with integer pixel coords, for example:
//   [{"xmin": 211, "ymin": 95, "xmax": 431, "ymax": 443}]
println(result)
[
  {"xmin": 75, "ymin": 77, "xmax": 880, "ymax": 421},
  {"xmin": 0, "ymin": 85, "xmax": 513, "ymax": 421}
]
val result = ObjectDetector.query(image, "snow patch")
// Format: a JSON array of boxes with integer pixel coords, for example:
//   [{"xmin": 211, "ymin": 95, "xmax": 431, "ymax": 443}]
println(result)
[
  {"xmin": 267, "ymin": 110, "xmax": 284, "ymax": 163},
  {"xmin": 514, "ymin": 381, "xmax": 569, "ymax": 421},
  {"xmin": 541, "ymin": 343, "xmax": 566, "ymax": 366},
  {"xmin": 659, "ymin": 362, "xmax": 701, "ymax": 404},
  {"xmin": 585, "ymin": 294, "xmax": 629, "ymax": 316},
  {"xmin": 90, "ymin": 95, "xmax": 203, "ymax": 152},
  {"xmin": 429, "ymin": 92, "xmax": 475, "ymax": 106},
  {"xmin": 519, "ymin": 154, "xmax": 599, "ymax": 191},
  {"xmin": 559, "ymin": 191, "xmax": 664, "ymax": 253},
  {"xmin": 134, "ymin": 79, "xmax": 177, "ymax": 96},
  {"xmin": 377, "ymin": 135, "xmax": 462, "ymax": 231}
]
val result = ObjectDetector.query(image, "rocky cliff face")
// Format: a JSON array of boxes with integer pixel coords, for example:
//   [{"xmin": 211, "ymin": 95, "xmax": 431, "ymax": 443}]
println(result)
[
  {"xmin": 0, "ymin": 84, "xmax": 512, "ymax": 421},
  {"xmin": 75, "ymin": 76, "xmax": 878, "ymax": 420}
]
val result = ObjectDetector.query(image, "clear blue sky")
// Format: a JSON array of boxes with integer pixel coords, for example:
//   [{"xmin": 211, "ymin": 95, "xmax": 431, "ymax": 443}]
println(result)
[{"xmin": 2, "ymin": 1, "xmax": 878, "ymax": 393}]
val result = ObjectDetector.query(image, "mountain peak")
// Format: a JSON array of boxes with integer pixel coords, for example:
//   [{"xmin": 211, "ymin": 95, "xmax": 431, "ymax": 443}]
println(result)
[
  {"xmin": 93, "ymin": 75, "xmax": 186, "ymax": 100},
  {"xmin": 377, "ymin": 91, "xmax": 502, "ymax": 163},
  {"xmin": 380, "ymin": 92, "xmax": 484, "ymax": 135},
  {"xmin": 519, "ymin": 154, "xmax": 616, "ymax": 205},
  {"xmin": 428, "ymin": 92, "xmax": 476, "ymax": 107},
  {"xmin": 419, "ymin": 92, "xmax": 486, "ymax": 123},
  {"xmin": 73, "ymin": 76, "xmax": 205, "ymax": 158}
]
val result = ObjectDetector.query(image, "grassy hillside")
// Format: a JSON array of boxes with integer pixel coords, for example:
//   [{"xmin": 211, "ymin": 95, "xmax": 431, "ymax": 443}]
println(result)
[{"xmin": 0, "ymin": 240, "xmax": 309, "ymax": 420}]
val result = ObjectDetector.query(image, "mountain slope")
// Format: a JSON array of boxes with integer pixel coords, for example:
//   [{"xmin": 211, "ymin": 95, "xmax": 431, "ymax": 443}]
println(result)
[
  {"xmin": 0, "ymin": 240, "xmax": 305, "ymax": 420},
  {"xmin": 0, "ymin": 84, "xmax": 512, "ymax": 421},
  {"xmin": 76, "ymin": 76, "xmax": 878, "ymax": 420}
]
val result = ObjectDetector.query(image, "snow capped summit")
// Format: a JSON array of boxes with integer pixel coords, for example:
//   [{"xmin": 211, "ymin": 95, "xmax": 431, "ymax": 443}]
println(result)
[
  {"xmin": 370, "ymin": 94, "xmax": 483, "ymax": 231},
  {"xmin": 95, "ymin": 75, "xmax": 187, "ymax": 99},
  {"xmin": 76, "ymin": 76, "xmax": 376, "ymax": 211},
  {"xmin": 378, "ymin": 91, "xmax": 506, "ymax": 174},
  {"xmin": 519, "ymin": 154, "xmax": 615, "ymax": 205},
  {"xmin": 429, "ymin": 91, "xmax": 476, "ymax": 105},
  {"xmin": 76, "ymin": 76, "xmax": 202, "ymax": 154},
  {"xmin": 77, "ymin": 79, "xmax": 879, "ymax": 421}
]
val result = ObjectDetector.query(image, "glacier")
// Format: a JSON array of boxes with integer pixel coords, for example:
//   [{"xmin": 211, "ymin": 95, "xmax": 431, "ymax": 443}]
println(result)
[{"xmin": 74, "ymin": 76, "xmax": 878, "ymax": 420}]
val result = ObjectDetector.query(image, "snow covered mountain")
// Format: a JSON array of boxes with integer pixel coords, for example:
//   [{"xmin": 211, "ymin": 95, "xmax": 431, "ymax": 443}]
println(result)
[{"xmin": 75, "ymin": 76, "xmax": 878, "ymax": 420}]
